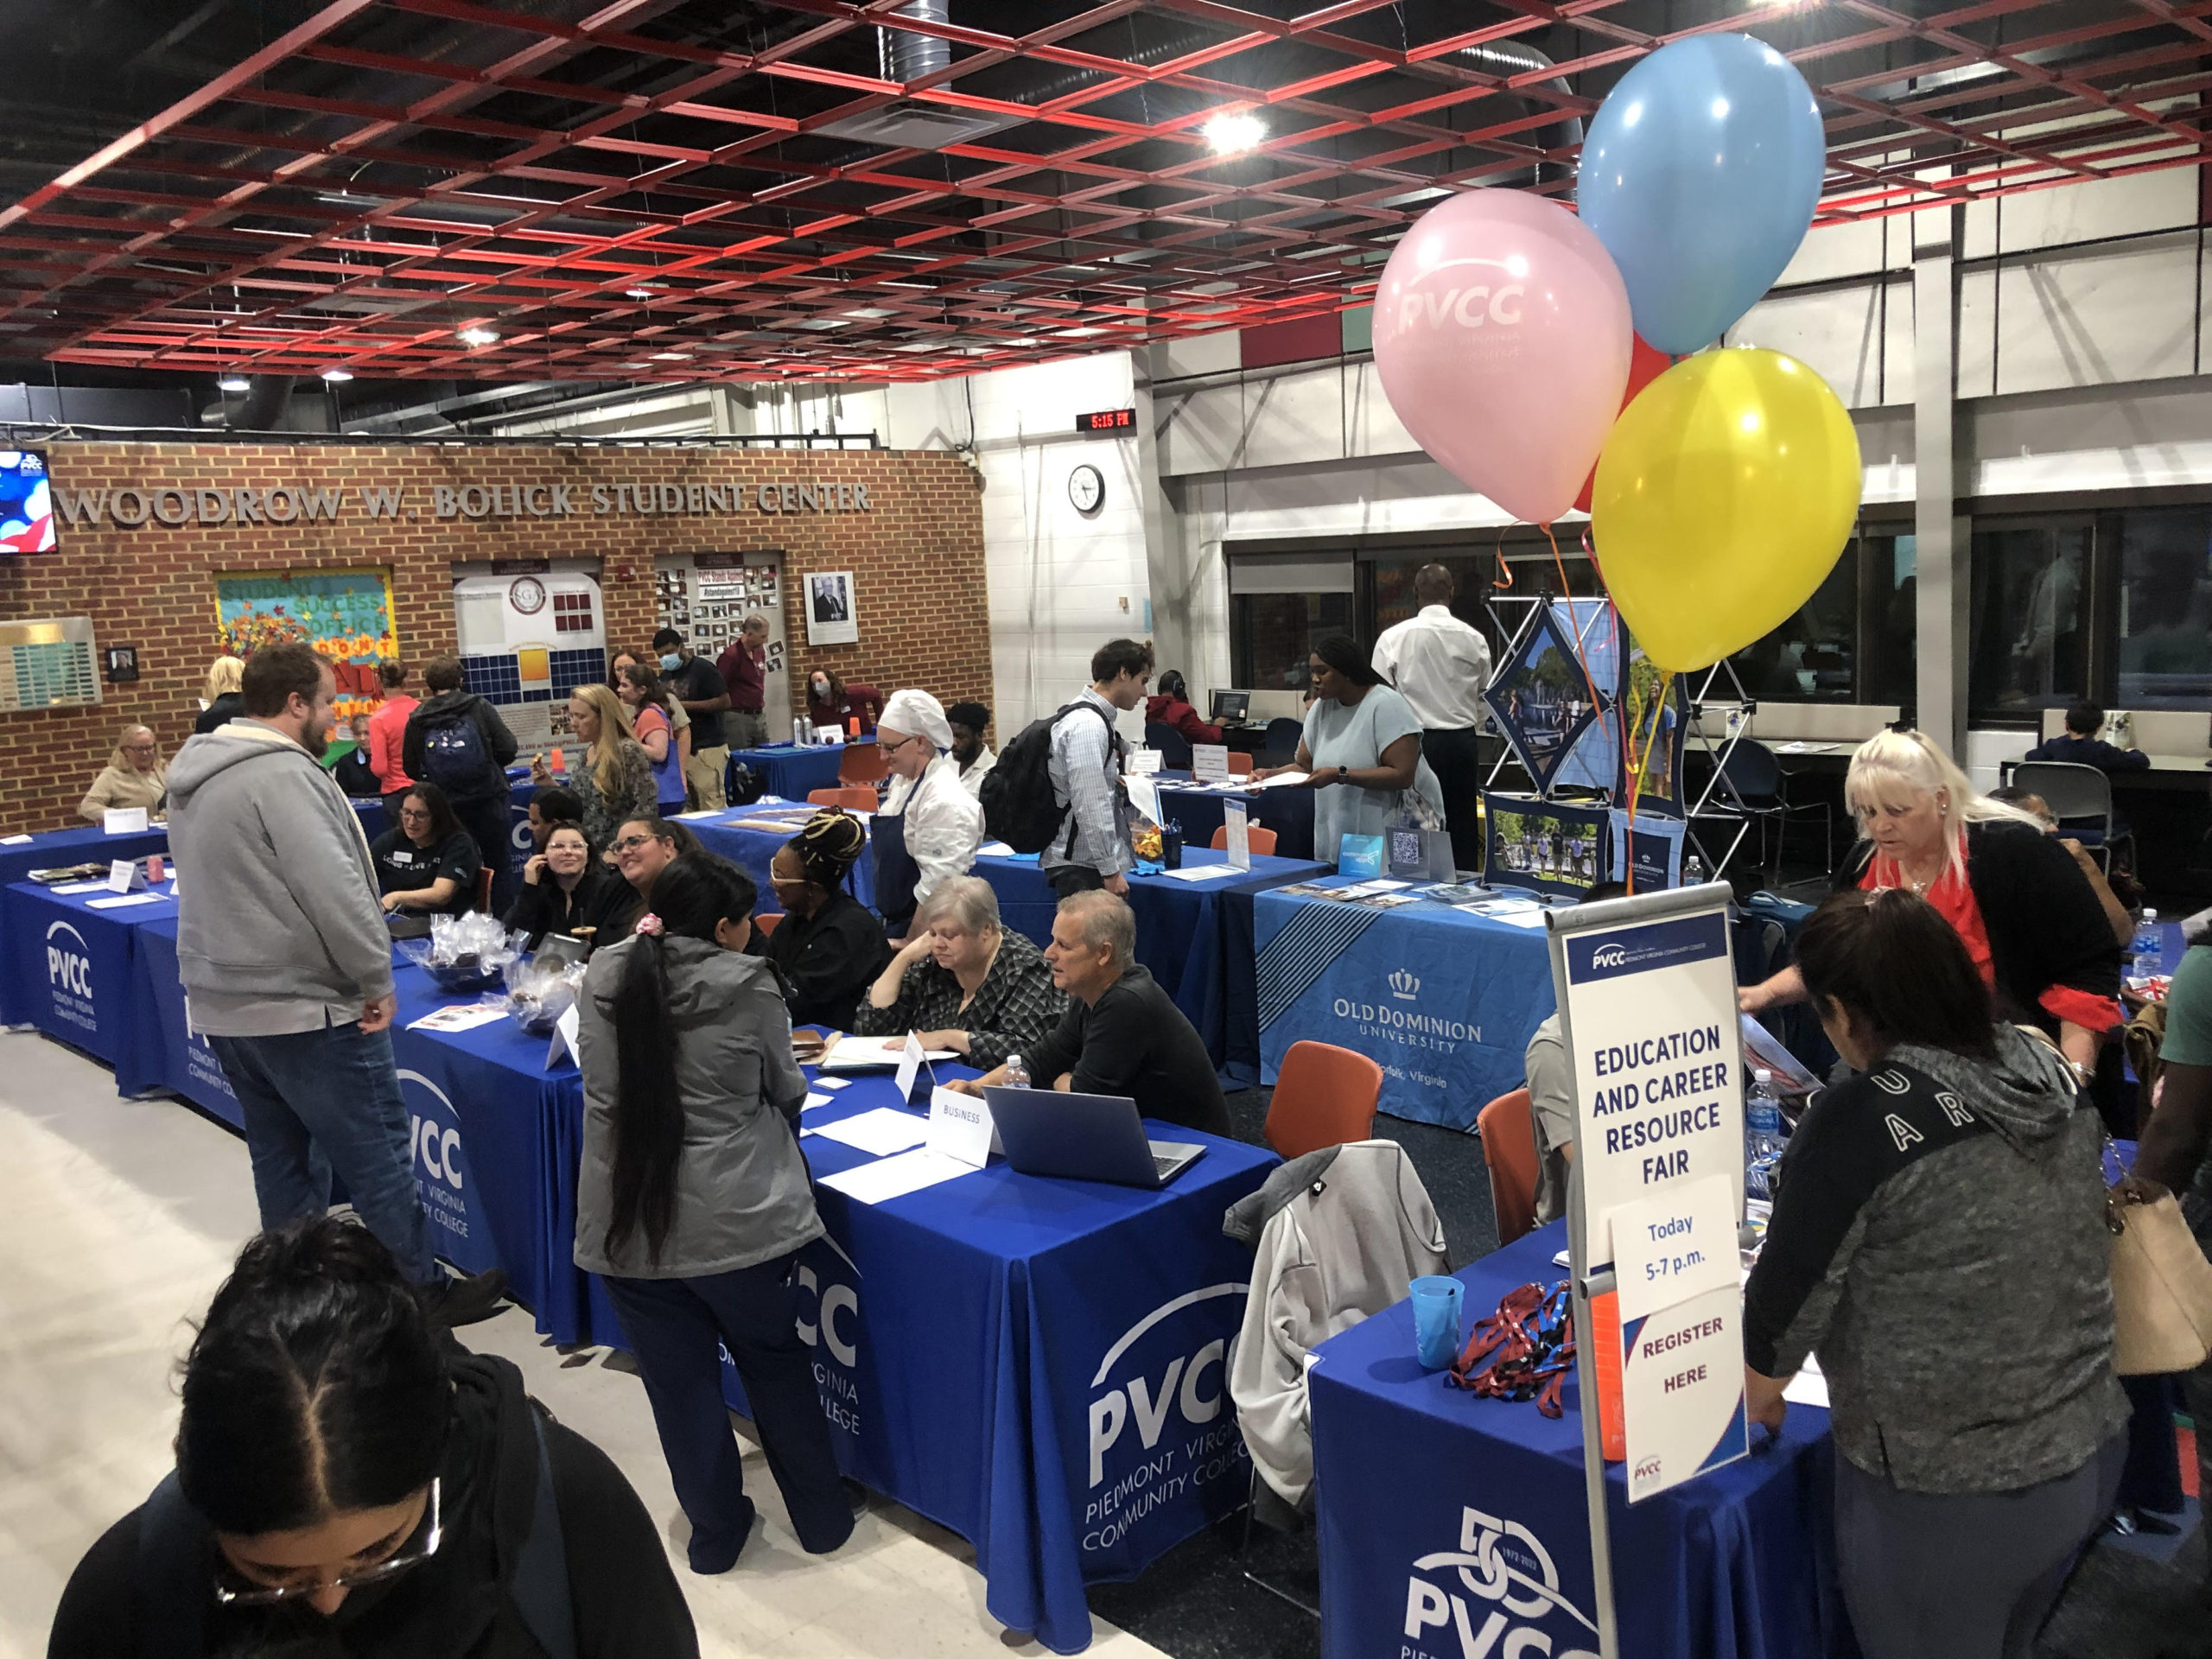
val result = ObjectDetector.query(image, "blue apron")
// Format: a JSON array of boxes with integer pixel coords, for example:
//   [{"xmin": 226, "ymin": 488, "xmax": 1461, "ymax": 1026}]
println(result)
[
  {"xmin": 643, "ymin": 708, "xmax": 685, "ymax": 810},
  {"xmin": 872, "ymin": 805, "xmax": 921, "ymax": 936}
]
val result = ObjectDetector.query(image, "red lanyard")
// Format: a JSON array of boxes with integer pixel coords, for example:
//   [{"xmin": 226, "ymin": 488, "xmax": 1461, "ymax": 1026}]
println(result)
[{"xmin": 1445, "ymin": 1280, "xmax": 1577, "ymax": 1419}]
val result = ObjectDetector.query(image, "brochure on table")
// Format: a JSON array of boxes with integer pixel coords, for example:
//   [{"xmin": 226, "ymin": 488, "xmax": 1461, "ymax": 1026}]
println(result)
[
  {"xmin": 1224, "ymin": 801, "xmax": 1250, "ymax": 870},
  {"xmin": 1543, "ymin": 883, "xmax": 1749, "ymax": 1652}
]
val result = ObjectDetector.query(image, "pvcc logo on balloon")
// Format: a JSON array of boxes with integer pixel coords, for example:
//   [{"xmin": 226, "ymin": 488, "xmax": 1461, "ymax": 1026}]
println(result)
[{"xmin": 1376, "ymin": 258, "xmax": 1527, "ymax": 344}]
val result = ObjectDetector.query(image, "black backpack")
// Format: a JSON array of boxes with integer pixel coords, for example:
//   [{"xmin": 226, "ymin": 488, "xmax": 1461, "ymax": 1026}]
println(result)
[
  {"xmin": 416, "ymin": 701, "xmax": 499, "ymax": 804},
  {"xmin": 981, "ymin": 701, "xmax": 1116, "ymax": 855},
  {"xmin": 726, "ymin": 757, "xmax": 764, "ymax": 807}
]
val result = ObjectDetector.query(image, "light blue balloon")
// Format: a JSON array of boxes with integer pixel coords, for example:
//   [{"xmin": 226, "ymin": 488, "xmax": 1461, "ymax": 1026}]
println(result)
[{"xmin": 1578, "ymin": 33, "xmax": 1824, "ymax": 356}]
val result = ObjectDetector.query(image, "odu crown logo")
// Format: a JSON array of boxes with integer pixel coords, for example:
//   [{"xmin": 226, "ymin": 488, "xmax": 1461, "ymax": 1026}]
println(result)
[{"xmin": 1389, "ymin": 969, "xmax": 1421, "ymax": 1001}]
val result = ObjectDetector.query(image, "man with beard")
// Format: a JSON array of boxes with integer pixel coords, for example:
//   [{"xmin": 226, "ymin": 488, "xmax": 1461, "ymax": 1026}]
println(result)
[{"xmin": 168, "ymin": 642, "xmax": 505, "ymax": 1327}]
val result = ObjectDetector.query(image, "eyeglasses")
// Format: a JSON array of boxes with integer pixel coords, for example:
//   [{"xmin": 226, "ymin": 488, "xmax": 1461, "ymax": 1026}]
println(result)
[
  {"xmin": 610, "ymin": 834, "xmax": 663, "ymax": 854},
  {"xmin": 880, "ymin": 733, "xmax": 925, "ymax": 756},
  {"xmin": 213, "ymin": 1479, "xmax": 442, "ymax": 1606}
]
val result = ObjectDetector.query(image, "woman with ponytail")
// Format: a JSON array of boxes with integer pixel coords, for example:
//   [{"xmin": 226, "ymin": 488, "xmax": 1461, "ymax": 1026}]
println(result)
[
  {"xmin": 574, "ymin": 852, "xmax": 854, "ymax": 1573},
  {"xmin": 49, "ymin": 1216, "xmax": 694, "ymax": 1656}
]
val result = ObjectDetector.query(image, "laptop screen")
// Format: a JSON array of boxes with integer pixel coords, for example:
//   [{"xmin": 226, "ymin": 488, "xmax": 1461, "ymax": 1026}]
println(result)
[{"xmin": 1210, "ymin": 690, "xmax": 1249, "ymax": 722}]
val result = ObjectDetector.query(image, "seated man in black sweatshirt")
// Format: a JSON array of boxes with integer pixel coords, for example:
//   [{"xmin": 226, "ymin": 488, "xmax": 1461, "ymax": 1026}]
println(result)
[
  {"xmin": 950, "ymin": 889, "xmax": 1230, "ymax": 1135},
  {"xmin": 2026, "ymin": 700, "xmax": 2152, "ymax": 773}
]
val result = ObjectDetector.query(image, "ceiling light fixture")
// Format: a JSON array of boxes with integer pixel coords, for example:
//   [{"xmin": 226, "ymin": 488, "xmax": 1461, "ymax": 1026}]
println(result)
[
  {"xmin": 320, "ymin": 368, "xmax": 353, "ymax": 383},
  {"xmin": 624, "ymin": 286, "xmax": 659, "ymax": 300},
  {"xmin": 217, "ymin": 372, "xmax": 251, "ymax": 392},
  {"xmin": 649, "ymin": 352, "xmax": 692, "ymax": 360},
  {"xmin": 457, "ymin": 326, "xmax": 499, "ymax": 346},
  {"xmin": 1202, "ymin": 111, "xmax": 1267, "ymax": 156}
]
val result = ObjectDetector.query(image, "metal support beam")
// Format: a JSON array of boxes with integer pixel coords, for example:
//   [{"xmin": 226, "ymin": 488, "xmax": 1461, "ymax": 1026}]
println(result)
[{"xmin": 1913, "ymin": 205, "xmax": 1968, "ymax": 753}]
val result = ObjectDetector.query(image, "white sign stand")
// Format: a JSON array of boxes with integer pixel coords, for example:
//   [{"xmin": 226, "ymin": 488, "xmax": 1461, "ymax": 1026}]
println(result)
[
  {"xmin": 926, "ymin": 1084, "xmax": 996, "ymax": 1166},
  {"xmin": 1224, "ymin": 800, "xmax": 1251, "ymax": 870},
  {"xmin": 1544, "ymin": 881, "xmax": 1748, "ymax": 1659},
  {"xmin": 105, "ymin": 858, "xmax": 147, "ymax": 894},
  {"xmin": 104, "ymin": 807, "xmax": 149, "ymax": 835},
  {"xmin": 1190, "ymin": 743, "xmax": 1230, "ymax": 783},
  {"xmin": 893, "ymin": 1029, "xmax": 926, "ymax": 1102},
  {"xmin": 1127, "ymin": 747, "xmax": 1164, "ymax": 775}
]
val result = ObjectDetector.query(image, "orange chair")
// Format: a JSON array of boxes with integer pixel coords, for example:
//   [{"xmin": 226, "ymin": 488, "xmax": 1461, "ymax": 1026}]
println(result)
[
  {"xmin": 1227, "ymin": 751, "xmax": 1254, "ymax": 775},
  {"xmin": 807, "ymin": 786, "xmax": 877, "ymax": 810},
  {"xmin": 474, "ymin": 866, "xmax": 495, "ymax": 913},
  {"xmin": 754, "ymin": 912, "xmax": 784, "ymax": 936},
  {"xmin": 1262, "ymin": 1040, "xmax": 1382, "ymax": 1160},
  {"xmin": 1209, "ymin": 823, "xmax": 1279, "ymax": 857},
  {"xmin": 1477, "ymin": 1087, "xmax": 1540, "ymax": 1248},
  {"xmin": 838, "ymin": 742, "xmax": 888, "ymax": 785}
]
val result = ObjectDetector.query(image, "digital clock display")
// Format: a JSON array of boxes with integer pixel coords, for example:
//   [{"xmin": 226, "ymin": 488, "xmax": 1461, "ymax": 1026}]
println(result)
[{"xmin": 1075, "ymin": 407, "xmax": 1136, "ymax": 434}]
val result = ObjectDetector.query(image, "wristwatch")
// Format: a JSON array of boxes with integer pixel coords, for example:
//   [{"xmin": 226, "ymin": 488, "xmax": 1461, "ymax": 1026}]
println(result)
[{"xmin": 2068, "ymin": 1058, "xmax": 2094, "ymax": 1088}]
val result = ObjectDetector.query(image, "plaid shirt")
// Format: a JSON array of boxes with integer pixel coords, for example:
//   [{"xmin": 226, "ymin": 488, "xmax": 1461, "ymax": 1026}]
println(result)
[{"xmin": 850, "ymin": 928, "xmax": 1066, "ymax": 1071}]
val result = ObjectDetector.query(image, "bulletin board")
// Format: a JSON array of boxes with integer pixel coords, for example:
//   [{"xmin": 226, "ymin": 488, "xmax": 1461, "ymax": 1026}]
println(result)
[{"xmin": 213, "ymin": 569, "xmax": 398, "ymax": 718}]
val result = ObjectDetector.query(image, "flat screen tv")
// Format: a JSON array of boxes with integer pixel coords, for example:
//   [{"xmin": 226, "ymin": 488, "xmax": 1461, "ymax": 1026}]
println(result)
[{"xmin": 0, "ymin": 450, "xmax": 54, "ymax": 553}]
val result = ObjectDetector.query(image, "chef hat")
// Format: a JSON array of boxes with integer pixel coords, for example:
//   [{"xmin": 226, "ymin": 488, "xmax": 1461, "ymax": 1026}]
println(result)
[{"xmin": 879, "ymin": 688, "xmax": 954, "ymax": 750}]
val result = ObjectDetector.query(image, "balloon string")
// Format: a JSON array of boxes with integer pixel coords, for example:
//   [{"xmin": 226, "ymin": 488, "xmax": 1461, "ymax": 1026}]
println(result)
[
  {"xmin": 1611, "ymin": 603, "xmax": 1636, "ymax": 895},
  {"xmin": 1491, "ymin": 526, "xmax": 1513, "ymax": 591}
]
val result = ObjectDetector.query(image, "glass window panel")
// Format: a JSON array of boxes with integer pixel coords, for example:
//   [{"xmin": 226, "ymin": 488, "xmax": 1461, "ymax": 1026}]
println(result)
[
  {"xmin": 1231, "ymin": 592, "xmax": 1354, "ymax": 692},
  {"xmin": 1370, "ymin": 554, "xmax": 1497, "ymax": 658},
  {"xmin": 1970, "ymin": 523, "xmax": 2089, "ymax": 720},
  {"xmin": 1865, "ymin": 532, "xmax": 1916, "ymax": 709},
  {"xmin": 1726, "ymin": 544, "xmax": 1859, "ymax": 702},
  {"xmin": 2116, "ymin": 505, "xmax": 2212, "ymax": 710}
]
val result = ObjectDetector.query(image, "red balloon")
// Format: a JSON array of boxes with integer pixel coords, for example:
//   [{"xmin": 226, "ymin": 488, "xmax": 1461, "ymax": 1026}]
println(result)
[{"xmin": 1573, "ymin": 334, "xmax": 1674, "ymax": 515}]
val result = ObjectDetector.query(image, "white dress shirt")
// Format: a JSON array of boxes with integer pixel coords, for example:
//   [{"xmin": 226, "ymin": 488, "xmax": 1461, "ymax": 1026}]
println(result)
[
  {"xmin": 957, "ymin": 744, "xmax": 995, "ymax": 800},
  {"xmin": 1372, "ymin": 605, "xmax": 1492, "ymax": 730}
]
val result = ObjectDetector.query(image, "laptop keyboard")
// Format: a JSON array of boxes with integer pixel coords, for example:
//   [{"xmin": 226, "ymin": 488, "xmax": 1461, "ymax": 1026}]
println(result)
[{"xmin": 1153, "ymin": 1154, "xmax": 1181, "ymax": 1178}]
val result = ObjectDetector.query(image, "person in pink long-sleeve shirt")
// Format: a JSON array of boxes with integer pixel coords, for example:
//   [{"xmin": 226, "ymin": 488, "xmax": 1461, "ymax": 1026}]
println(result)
[{"xmin": 366, "ymin": 659, "xmax": 419, "ymax": 826}]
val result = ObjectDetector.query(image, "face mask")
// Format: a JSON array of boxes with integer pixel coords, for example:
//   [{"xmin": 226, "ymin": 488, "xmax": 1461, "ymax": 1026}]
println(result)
[
  {"xmin": 658, "ymin": 652, "xmax": 683, "ymax": 671},
  {"xmin": 811, "ymin": 680, "xmax": 829, "ymax": 697}
]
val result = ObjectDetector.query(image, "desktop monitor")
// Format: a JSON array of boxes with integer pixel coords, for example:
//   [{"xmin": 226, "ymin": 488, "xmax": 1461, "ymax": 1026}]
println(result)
[{"xmin": 1210, "ymin": 690, "xmax": 1249, "ymax": 723}]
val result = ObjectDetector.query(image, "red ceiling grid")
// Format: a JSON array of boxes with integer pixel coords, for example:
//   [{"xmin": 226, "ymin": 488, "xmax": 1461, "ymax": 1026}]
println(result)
[{"xmin": 0, "ymin": 0, "xmax": 2204, "ymax": 385}]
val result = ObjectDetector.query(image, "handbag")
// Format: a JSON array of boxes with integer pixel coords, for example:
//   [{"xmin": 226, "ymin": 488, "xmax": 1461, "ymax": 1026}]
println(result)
[{"xmin": 2105, "ymin": 1179, "xmax": 2212, "ymax": 1375}]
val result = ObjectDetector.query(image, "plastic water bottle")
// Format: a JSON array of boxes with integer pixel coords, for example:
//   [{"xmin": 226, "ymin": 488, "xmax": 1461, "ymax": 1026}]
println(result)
[
  {"xmin": 1003, "ymin": 1053, "xmax": 1031, "ymax": 1090},
  {"xmin": 2131, "ymin": 908, "xmax": 2162, "ymax": 966},
  {"xmin": 1683, "ymin": 853, "xmax": 1707, "ymax": 887},
  {"xmin": 1745, "ymin": 1070, "xmax": 1785, "ymax": 1202}
]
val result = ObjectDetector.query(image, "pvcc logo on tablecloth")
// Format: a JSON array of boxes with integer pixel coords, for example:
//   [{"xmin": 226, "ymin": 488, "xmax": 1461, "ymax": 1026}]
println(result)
[
  {"xmin": 1404, "ymin": 1506, "xmax": 1599, "ymax": 1659},
  {"xmin": 43, "ymin": 919, "xmax": 97, "ymax": 1033},
  {"xmin": 1389, "ymin": 969, "xmax": 1420, "ymax": 1001},
  {"xmin": 793, "ymin": 1234, "xmax": 862, "ymax": 1434},
  {"xmin": 397, "ymin": 1071, "xmax": 470, "ymax": 1243},
  {"xmin": 1083, "ymin": 1283, "xmax": 1248, "ymax": 1554}
]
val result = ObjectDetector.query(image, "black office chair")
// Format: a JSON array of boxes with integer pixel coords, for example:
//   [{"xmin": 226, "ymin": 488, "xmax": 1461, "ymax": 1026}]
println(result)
[
  {"xmin": 1145, "ymin": 720, "xmax": 1193, "ymax": 771},
  {"xmin": 2012, "ymin": 760, "xmax": 2125, "ymax": 871},
  {"xmin": 1262, "ymin": 716, "xmax": 1305, "ymax": 763},
  {"xmin": 1711, "ymin": 738, "xmax": 1833, "ymax": 884}
]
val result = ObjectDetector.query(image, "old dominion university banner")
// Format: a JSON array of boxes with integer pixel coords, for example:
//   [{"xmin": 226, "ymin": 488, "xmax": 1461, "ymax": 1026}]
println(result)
[{"xmin": 1252, "ymin": 889, "xmax": 1558, "ymax": 1130}]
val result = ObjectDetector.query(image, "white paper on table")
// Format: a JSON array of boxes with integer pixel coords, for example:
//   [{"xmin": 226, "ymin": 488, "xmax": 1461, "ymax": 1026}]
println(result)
[
  {"xmin": 673, "ymin": 809, "xmax": 728, "ymax": 820},
  {"xmin": 51, "ymin": 880, "xmax": 115, "ymax": 894},
  {"xmin": 86, "ymin": 892, "xmax": 167, "ymax": 910},
  {"xmin": 103, "ymin": 808, "xmax": 149, "ymax": 834},
  {"xmin": 0, "ymin": 833, "xmax": 33, "ymax": 845},
  {"xmin": 1161, "ymin": 862, "xmax": 1243, "ymax": 882},
  {"xmin": 1125, "ymin": 774, "xmax": 1161, "ymax": 828},
  {"xmin": 811, "ymin": 1075, "xmax": 851, "ymax": 1091},
  {"xmin": 409, "ymin": 1003, "xmax": 511, "ymax": 1033},
  {"xmin": 1782, "ymin": 1353, "xmax": 1829, "ymax": 1409},
  {"xmin": 802, "ymin": 1091, "xmax": 834, "ymax": 1110},
  {"xmin": 807, "ymin": 1106, "xmax": 931, "ymax": 1158},
  {"xmin": 1359, "ymin": 878, "xmax": 1413, "ymax": 891},
  {"xmin": 1126, "ymin": 747, "xmax": 1164, "ymax": 775},
  {"xmin": 817, "ymin": 1147, "xmax": 979, "ymax": 1204},
  {"xmin": 820, "ymin": 1037, "xmax": 955, "ymax": 1071},
  {"xmin": 1249, "ymin": 771, "xmax": 1311, "ymax": 791},
  {"xmin": 1488, "ymin": 908, "xmax": 1549, "ymax": 929},
  {"xmin": 976, "ymin": 841, "xmax": 1015, "ymax": 857}
]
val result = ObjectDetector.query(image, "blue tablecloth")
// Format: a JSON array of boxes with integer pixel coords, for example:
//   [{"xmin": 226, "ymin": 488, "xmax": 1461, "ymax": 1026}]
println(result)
[
  {"xmin": 0, "ymin": 822, "xmax": 173, "ymax": 891},
  {"xmin": 131, "ymin": 917, "xmax": 243, "ymax": 1128},
  {"xmin": 1, "ymin": 879, "xmax": 175, "ymax": 1061},
  {"xmin": 754, "ymin": 1066, "xmax": 1274, "ymax": 1652},
  {"xmin": 688, "ymin": 804, "xmax": 879, "ymax": 912},
  {"xmin": 1152, "ymin": 772, "xmax": 1317, "ymax": 862},
  {"xmin": 1254, "ymin": 880, "xmax": 1558, "ymax": 1128},
  {"xmin": 1311, "ymin": 1224, "xmax": 1849, "ymax": 1659},
  {"xmin": 732, "ymin": 741, "xmax": 870, "ymax": 801}
]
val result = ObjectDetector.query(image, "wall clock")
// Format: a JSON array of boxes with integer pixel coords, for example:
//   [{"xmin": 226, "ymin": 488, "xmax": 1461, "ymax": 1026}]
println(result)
[{"xmin": 1068, "ymin": 463, "xmax": 1105, "ymax": 514}]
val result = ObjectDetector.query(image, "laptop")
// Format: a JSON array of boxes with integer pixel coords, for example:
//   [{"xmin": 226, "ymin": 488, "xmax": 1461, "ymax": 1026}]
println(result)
[
  {"xmin": 1209, "ymin": 690, "xmax": 1251, "ymax": 724},
  {"xmin": 983, "ymin": 1087, "xmax": 1207, "ymax": 1189}
]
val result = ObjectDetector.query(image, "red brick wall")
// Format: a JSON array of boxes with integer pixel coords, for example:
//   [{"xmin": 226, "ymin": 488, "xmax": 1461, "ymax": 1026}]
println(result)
[{"xmin": 5, "ymin": 442, "xmax": 988, "ymax": 834}]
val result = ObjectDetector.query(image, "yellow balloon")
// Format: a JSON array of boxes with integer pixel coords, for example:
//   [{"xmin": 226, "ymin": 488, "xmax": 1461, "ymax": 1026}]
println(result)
[{"xmin": 1591, "ymin": 348, "xmax": 1860, "ymax": 672}]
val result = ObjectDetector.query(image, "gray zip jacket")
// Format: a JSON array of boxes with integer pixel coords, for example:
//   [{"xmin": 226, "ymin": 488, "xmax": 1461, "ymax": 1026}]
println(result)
[
  {"xmin": 574, "ymin": 936, "xmax": 820, "ymax": 1279},
  {"xmin": 1744, "ymin": 1023, "xmax": 2127, "ymax": 1493},
  {"xmin": 166, "ymin": 721, "xmax": 391, "ymax": 1036}
]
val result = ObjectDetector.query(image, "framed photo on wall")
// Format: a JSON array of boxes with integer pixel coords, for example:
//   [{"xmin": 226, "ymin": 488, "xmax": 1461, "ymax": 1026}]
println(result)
[{"xmin": 804, "ymin": 570, "xmax": 858, "ymax": 644}]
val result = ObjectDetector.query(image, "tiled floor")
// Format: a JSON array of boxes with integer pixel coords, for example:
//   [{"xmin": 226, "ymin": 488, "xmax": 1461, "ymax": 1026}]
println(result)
[{"xmin": 0, "ymin": 1028, "xmax": 1167, "ymax": 1659}]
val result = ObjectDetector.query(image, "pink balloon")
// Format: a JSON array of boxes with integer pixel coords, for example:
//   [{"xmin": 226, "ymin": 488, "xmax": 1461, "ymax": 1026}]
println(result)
[{"xmin": 1373, "ymin": 191, "xmax": 1633, "ymax": 524}]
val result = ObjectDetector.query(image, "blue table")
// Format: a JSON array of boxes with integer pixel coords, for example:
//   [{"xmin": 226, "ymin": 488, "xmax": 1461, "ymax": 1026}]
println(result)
[
  {"xmin": 1254, "ymin": 879, "xmax": 1558, "ymax": 1128},
  {"xmin": 1311, "ymin": 1223, "xmax": 1848, "ymax": 1659},
  {"xmin": 688, "ymin": 802, "xmax": 878, "ymax": 912},
  {"xmin": 1, "ymin": 879, "xmax": 175, "ymax": 1062},
  {"xmin": 132, "ymin": 917, "xmax": 243, "ymax": 1128},
  {"xmin": 1153, "ymin": 771, "xmax": 1318, "ymax": 862},
  {"xmin": 754, "ymin": 1065, "xmax": 1274, "ymax": 1652},
  {"xmin": 731, "ymin": 741, "xmax": 872, "ymax": 802},
  {"xmin": 0, "ymin": 822, "xmax": 173, "ymax": 891}
]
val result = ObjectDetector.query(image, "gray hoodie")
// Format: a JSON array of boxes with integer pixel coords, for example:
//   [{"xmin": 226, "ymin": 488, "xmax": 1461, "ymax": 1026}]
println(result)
[
  {"xmin": 1744, "ymin": 1022, "xmax": 2127, "ymax": 1494},
  {"xmin": 166, "ymin": 721, "xmax": 392, "ymax": 1036}
]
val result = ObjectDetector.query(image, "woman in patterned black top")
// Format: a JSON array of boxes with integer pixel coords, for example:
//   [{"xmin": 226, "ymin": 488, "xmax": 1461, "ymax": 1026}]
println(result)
[{"xmin": 853, "ymin": 876, "xmax": 1065, "ymax": 1069}]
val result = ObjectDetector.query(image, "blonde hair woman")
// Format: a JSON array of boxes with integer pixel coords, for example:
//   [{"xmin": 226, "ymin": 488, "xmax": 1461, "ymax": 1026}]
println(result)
[
  {"xmin": 194, "ymin": 655, "xmax": 245, "ymax": 734},
  {"xmin": 1741, "ymin": 728, "xmax": 2122, "ymax": 1083},
  {"xmin": 78, "ymin": 723, "xmax": 166, "ymax": 823},
  {"xmin": 534, "ymin": 682, "xmax": 654, "ymax": 855}
]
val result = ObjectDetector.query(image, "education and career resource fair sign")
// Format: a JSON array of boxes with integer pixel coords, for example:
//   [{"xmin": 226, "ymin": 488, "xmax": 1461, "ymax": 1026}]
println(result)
[{"xmin": 1550, "ymin": 888, "xmax": 1748, "ymax": 1510}]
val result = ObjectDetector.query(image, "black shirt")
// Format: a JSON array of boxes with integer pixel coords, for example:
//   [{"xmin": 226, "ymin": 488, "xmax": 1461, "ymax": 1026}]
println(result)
[
  {"xmin": 667, "ymin": 656, "xmax": 728, "ymax": 750},
  {"xmin": 503, "ymin": 865, "xmax": 616, "ymax": 946},
  {"xmin": 1024, "ymin": 963, "xmax": 1230, "ymax": 1135},
  {"xmin": 370, "ymin": 826, "xmax": 483, "ymax": 916},
  {"xmin": 193, "ymin": 691, "xmax": 244, "ymax": 734},
  {"xmin": 764, "ymin": 889, "xmax": 891, "ymax": 1031}
]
